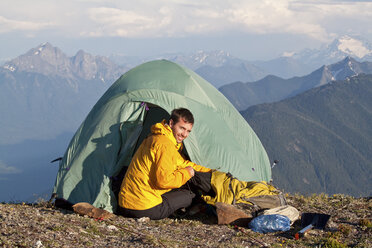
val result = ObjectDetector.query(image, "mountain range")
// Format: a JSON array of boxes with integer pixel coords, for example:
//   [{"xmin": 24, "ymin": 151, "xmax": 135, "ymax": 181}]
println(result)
[
  {"xmin": 220, "ymin": 57, "xmax": 372, "ymax": 111},
  {"xmin": 110, "ymin": 35, "xmax": 372, "ymax": 82},
  {"xmin": 109, "ymin": 50, "xmax": 268, "ymax": 87},
  {"xmin": 254, "ymin": 35, "xmax": 372, "ymax": 78},
  {"xmin": 290, "ymin": 35, "xmax": 372, "ymax": 68},
  {"xmin": 242, "ymin": 73, "xmax": 372, "ymax": 196},
  {"xmin": 0, "ymin": 40, "xmax": 371, "ymax": 201},
  {"xmin": 0, "ymin": 43, "xmax": 128, "ymax": 145},
  {"xmin": 4, "ymin": 42, "xmax": 129, "ymax": 83}
]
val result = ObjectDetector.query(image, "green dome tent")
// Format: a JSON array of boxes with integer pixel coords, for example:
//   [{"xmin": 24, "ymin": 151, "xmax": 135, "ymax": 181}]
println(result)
[{"xmin": 53, "ymin": 60, "xmax": 271, "ymax": 212}]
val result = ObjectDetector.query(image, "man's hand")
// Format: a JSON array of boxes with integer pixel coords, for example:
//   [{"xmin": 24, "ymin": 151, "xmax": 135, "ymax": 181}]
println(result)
[{"xmin": 185, "ymin": 166, "xmax": 195, "ymax": 177}]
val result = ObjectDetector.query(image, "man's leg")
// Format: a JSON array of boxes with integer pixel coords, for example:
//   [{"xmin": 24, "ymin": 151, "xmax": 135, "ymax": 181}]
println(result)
[
  {"xmin": 161, "ymin": 188, "xmax": 195, "ymax": 216},
  {"xmin": 118, "ymin": 188, "xmax": 195, "ymax": 220},
  {"xmin": 118, "ymin": 172, "xmax": 212, "ymax": 220},
  {"xmin": 185, "ymin": 171, "xmax": 213, "ymax": 195}
]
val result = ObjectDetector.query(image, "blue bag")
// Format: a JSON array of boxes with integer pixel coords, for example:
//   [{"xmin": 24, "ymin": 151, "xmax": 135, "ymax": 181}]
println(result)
[{"xmin": 249, "ymin": 214, "xmax": 291, "ymax": 233}]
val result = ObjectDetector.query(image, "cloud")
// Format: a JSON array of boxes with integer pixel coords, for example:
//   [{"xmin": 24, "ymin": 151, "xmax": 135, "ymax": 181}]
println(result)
[
  {"xmin": 84, "ymin": 7, "xmax": 156, "ymax": 37},
  {"xmin": 289, "ymin": 0, "xmax": 372, "ymax": 39},
  {"xmin": 0, "ymin": 16, "xmax": 52, "ymax": 33},
  {"xmin": 0, "ymin": 161, "xmax": 21, "ymax": 174},
  {"xmin": 223, "ymin": 1, "xmax": 339, "ymax": 41},
  {"xmin": 78, "ymin": 0, "xmax": 371, "ymax": 42},
  {"xmin": 0, "ymin": 0, "xmax": 371, "ymax": 41},
  {"xmin": 225, "ymin": 1, "xmax": 325, "ymax": 36}
]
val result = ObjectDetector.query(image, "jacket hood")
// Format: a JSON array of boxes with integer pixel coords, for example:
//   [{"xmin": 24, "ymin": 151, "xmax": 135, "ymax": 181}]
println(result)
[{"xmin": 151, "ymin": 120, "xmax": 182, "ymax": 150}]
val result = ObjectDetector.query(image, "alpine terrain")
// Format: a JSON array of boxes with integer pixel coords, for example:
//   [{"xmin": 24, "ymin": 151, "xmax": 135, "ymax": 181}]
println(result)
[
  {"xmin": 0, "ymin": 42, "xmax": 128, "ymax": 144},
  {"xmin": 242, "ymin": 74, "xmax": 372, "ymax": 197},
  {"xmin": 220, "ymin": 57, "xmax": 372, "ymax": 111},
  {"xmin": 0, "ymin": 43, "xmax": 128, "ymax": 202},
  {"xmin": 254, "ymin": 35, "xmax": 372, "ymax": 79}
]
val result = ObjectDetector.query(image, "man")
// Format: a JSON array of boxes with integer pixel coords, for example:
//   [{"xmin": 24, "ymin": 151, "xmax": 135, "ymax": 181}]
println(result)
[{"xmin": 118, "ymin": 108, "xmax": 212, "ymax": 220}]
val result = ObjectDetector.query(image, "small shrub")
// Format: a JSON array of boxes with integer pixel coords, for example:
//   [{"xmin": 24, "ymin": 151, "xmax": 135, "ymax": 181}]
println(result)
[
  {"xmin": 359, "ymin": 218, "xmax": 371, "ymax": 228},
  {"xmin": 322, "ymin": 237, "xmax": 347, "ymax": 248},
  {"xmin": 338, "ymin": 224, "xmax": 352, "ymax": 236},
  {"xmin": 86, "ymin": 223, "xmax": 101, "ymax": 236}
]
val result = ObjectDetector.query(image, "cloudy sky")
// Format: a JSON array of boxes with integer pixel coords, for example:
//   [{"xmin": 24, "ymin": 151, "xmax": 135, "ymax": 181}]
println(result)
[{"xmin": 0, "ymin": 0, "xmax": 371, "ymax": 61}]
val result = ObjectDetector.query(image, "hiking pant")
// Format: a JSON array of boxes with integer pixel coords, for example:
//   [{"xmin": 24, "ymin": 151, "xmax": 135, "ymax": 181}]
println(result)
[{"xmin": 118, "ymin": 171, "xmax": 212, "ymax": 220}]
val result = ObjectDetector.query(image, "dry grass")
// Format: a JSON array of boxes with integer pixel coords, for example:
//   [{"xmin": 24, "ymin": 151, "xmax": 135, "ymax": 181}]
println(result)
[{"xmin": 0, "ymin": 194, "xmax": 371, "ymax": 247}]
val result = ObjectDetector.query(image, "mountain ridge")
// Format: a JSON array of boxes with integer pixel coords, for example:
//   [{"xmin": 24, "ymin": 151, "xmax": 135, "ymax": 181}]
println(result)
[
  {"xmin": 3, "ymin": 36, "xmax": 372, "ymax": 88},
  {"xmin": 0, "ymin": 43, "xmax": 128, "ymax": 145},
  {"xmin": 220, "ymin": 57, "xmax": 372, "ymax": 111},
  {"xmin": 3, "ymin": 42, "xmax": 129, "ymax": 83},
  {"xmin": 242, "ymin": 73, "xmax": 372, "ymax": 197}
]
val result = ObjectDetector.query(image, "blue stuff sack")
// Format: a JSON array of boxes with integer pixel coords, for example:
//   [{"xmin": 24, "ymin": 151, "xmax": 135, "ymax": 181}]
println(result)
[{"xmin": 248, "ymin": 214, "xmax": 291, "ymax": 233}]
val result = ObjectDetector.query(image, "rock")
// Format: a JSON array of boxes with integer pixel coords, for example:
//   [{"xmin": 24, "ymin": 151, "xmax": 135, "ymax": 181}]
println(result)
[
  {"xmin": 72, "ymin": 202, "xmax": 114, "ymax": 220},
  {"xmin": 136, "ymin": 217, "xmax": 150, "ymax": 223},
  {"xmin": 35, "ymin": 240, "xmax": 44, "ymax": 248},
  {"xmin": 215, "ymin": 202, "xmax": 252, "ymax": 226},
  {"xmin": 107, "ymin": 225, "xmax": 119, "ymax": 231}
]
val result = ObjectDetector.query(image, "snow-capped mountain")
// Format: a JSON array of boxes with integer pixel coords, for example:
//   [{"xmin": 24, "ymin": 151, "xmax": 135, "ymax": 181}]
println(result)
[
  {"xmin": 336, "ymin": 36, "xmax": 372, "ymax": 59},
  {"xmin": 220, "ymin": 56, "xmax": 372, "ymax": 111},
  {"xmin": 0, "ymin": 43, "xmax": 130, "ymax": 144},
  {"xmin": 109, "ymin": 36, "xmax": 372, "ymax": 84},
  {"xmin": 292, "ymin": 35, "xmax": 372, "ymax": 68},
  {"xmin": 242, "ymin": 73, "xmax": 372, "ymax": 197},
  {"xmin": 179, "ymin": 51, "xmax": 267, "ymax": 87},
  {"xmin": 160, "ymin": 50, "xmax": 246, "ymax": 70},
  {"xmin": 254, "ymin": 35, "xmax": 372, "ymax": 79},
  {"xmin": 111, "ymin": 50, "xmax": 244, "ymax": 70},
  {"xmin": 3, "ymin": 42, "xmax": 129, "ymax": 83},
  {"xmin": 324, "ymin": 56, "xmax": 372, "ymax": 83},
  {"xmin": 111, "ymin": 50, "xmax": 267, "ymax": 87}
]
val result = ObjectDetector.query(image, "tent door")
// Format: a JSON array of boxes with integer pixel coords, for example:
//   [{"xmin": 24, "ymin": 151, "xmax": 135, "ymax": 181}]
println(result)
[
  {"xmin": 133, "ymin": 106, "xmax": 170, "ymax": 154},
  {"xmin": 111, "ymin": 105, "xmax": 169, "ymax": 199}
]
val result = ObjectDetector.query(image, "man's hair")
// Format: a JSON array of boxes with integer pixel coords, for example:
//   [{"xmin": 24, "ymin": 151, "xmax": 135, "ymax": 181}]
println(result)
[{"xmin": 169, "ymin": 108, "xmax": 194, "ymax": 124}]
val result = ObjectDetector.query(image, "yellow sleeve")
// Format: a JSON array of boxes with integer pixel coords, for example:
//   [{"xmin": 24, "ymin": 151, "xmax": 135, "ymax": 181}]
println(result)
[
  {"xmin": 180, "ymin": 157, "xmax": 211, "ymax": 173},
  {"xmin": 190, "ymin": 163, "xmax": 212, "ymax": 173},
  {"xmin": 152, "ymin": 144, "xmax": 192, "ymax": 189}
]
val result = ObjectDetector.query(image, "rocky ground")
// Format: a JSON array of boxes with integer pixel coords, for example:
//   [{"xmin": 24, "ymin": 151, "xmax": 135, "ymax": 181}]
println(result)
[{"xmin": 1, "ymin": 194, "xmax": 371, "ymax": 248}]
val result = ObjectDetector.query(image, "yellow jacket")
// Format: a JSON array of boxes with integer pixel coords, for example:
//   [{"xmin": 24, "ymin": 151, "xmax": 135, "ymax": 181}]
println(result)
[{"xmin": 118, "ymin": 120, "xmax": 211, "ymax": 210}]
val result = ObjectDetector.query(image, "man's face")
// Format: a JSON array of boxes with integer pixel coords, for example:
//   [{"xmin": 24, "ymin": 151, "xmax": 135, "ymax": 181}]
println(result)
[{"xmin": 169, "ymin": 118, "xmax": 193, "ymax": 143}]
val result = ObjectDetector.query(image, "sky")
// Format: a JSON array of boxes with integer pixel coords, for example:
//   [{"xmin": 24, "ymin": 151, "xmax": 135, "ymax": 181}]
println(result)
[{"xmin": 0, "ymin": 0, "xmax": 372, "ymax": 62}]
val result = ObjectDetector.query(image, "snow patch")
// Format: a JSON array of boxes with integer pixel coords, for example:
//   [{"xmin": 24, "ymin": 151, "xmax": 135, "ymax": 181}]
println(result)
[
  {"xmin": 347, "ymin": 60, "xmax": 358, "ymax": 75},
  {"xmin": 3, "ymin": 64, "xmax": 16, "ymax": 72},
  {"xmin": 198, "ymin": 54, "xmax": 208, "ymax": 63},
  {"xmin": 302, "ymin": 178, "xmax": 310, "ymax": 185},
  {"xmin": 338, "ymin": 37, "xmax": 371, "ymax": 58},
  {"xmin": 282, "ymin": 51, "xmax": 295, "ymax": 57},
  {"xmin": 331, "ymin": 68, "xmax": 342, "ymax": 79}
]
